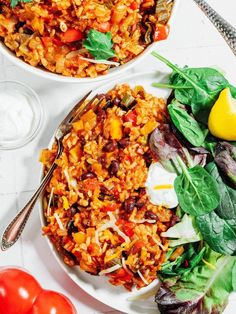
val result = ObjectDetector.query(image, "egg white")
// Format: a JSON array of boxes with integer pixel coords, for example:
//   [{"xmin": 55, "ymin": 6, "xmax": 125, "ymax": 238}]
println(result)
[{"xmin": 145, "ymin": 162, "xmax": 178, "ymax": 209}]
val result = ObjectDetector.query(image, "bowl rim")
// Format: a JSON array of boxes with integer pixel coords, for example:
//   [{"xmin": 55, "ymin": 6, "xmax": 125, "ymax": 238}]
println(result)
[
  {"xmin": 0, "ymin": 79, "xmax": 44, "ymax": 150},
  {"xmin": 0, "ymin": 0, "xmax": 179, "ymax": 83}
]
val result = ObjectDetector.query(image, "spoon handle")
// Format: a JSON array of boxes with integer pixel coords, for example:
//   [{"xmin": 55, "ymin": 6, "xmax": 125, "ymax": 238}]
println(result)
[
  {"xmin": 193, "ymin": 0, "xmax": 236, "ymax": 56},
  {"xmin": 1, "ymin": 162, "xmax": 57, "ymax": 251}
]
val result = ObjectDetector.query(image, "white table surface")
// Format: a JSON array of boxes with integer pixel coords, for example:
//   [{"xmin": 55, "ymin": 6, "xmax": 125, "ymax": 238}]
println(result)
[{"xmin": 0, "ymin": 0, "xmax": 236, "ymax": 313}]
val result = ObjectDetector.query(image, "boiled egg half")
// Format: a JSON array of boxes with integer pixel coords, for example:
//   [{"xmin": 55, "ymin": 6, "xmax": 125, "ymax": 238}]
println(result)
[{"xmin": 145, "ymin": 162, "xmax": 178, "ymax": 208}]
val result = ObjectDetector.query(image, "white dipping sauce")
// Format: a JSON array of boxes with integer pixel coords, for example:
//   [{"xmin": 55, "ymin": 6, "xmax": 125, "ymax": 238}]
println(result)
[{"xmin": 0, "ymin": 92, "xmax": 34, "ymax": 142}]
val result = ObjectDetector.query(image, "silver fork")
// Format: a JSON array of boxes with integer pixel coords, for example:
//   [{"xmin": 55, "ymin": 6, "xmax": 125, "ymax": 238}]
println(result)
[
  {"xmin": 1, "ymin": 91, "xmax": 105, "ymax": 251},
  {"xmin": 193, "ymin": 0, "xmax": 236, "ymax": 57}
]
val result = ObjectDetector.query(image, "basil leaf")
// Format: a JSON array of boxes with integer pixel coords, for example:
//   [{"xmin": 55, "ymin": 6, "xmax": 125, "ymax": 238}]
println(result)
[
  {"xmin": 83, "ymin": 30, "xmax": 115, "ymax": 60},
  {"xmin": 168, "ymin": 101, "xmax": 206, "ymax": 147},
  {"xmin": 10, "ymin": 0, "xmax": 32, "ymax": 8},
  {"xmin": 174, "ymin": 164, "xmax": 220, "ymax": 216},
  {"xmin": 156, "ymin": 248, "xmax": 236, "ymax": 314}
]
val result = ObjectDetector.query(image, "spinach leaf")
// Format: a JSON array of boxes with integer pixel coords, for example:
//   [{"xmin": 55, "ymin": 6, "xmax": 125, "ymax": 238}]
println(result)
[
  {"xmin": 156, "ymin": 248, "xmax": 236, "ymax": 314},
  {"xmin": 168, "ymin": 101, "xmax": 206, "ymax": 147},
  {"xmin": 83, "ymin": 30, "xmax": 115, "ymax": 60},
  {"xmin": 232, "ymin": 261, "xmax": 236, "ymax": 291},
  {"xmin": 152, "ymin": 52, "xmax": 230, "ymax": 124},
  {"xmin": 174, "ymin": 159, "xmax": 220, "ymax": 216},
  {"xmin": 206, "ymin": 162, "xmax": 236, "ymax": 219},
  {"xmin": 196, "ymin": 163, "xmax": 236, "ymax": 255},
  {"xmin": 10, "ymin": 0, "xmax": 32, "ymax": 7},
  {"xmin": 229, "ymin": 85, "xmax": 236, "ymax": 98}
]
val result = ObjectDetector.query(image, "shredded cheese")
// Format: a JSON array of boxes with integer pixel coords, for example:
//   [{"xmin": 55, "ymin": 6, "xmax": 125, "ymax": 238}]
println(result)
[
  {"xmin": 130, "ymin": 218, "xmax": 156, "ymax": 224},
  {"xmin": 64, "ymin": 168, "xmax": 78, "ymax": 191},
  {"xmin": 137, "ymin": 270, "xmax": 149, "ymax": 286},
  {"xmin": 95, "ymin": 212, "xmax": 131, "ymax": 246},
  {"xmin": 99, "ymin": 264, "xmax": 122, "ymax": 276},
  {"xmin": 54, "ymin": 213, "xmax": 65, "ymax": 230},
  {"xmin": 79, "ymin": 57, "xmax": 120, "ymax": 67},
  {"xmin": 47, "ymin": 187, "xmax": 54, "ymax": 217},
  {"xmin": 150, "ymin": 235, "xmax": 166, "ymax": 251}
]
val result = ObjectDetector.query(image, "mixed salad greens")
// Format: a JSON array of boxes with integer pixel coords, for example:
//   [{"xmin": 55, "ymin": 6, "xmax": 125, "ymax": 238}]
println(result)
[{"xmin": 150, "ymin": 52, "xmax": 236, "ymax": 314}]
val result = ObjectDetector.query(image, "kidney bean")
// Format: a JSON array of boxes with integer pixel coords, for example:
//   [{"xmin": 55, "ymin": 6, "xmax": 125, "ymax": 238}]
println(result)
[
  {"xmin": 113, "ymin": 97, "xmax": 121, "ymax": 106},
  {"xmin": 97, "ymin": 109, "xmax": 106, "ymax": 122},
  {"xmin": 144, "ymin": 210, "xmax": 158, "ymax": 221},
  {"xmin": 109, "ymin": 160, "xmax": 119, "ymax": 176},
  {"xmin": 143, "ymin": 151, "xmax": 152, "ymax": 167},
  {"xmin": 103, "ymin": 140, "xmax": 117, "ymax": 152},
  {"xmin": 67, "ymin": 206, "xmax": 78, "ymax": 218},
  {"xmin": 67, "ymin": 220, "xmax": 78, "ymax": 235},
  {"xmin": 124, "ymin": 197, "xmax": 136, "ymax": 212},
  {"xmin": 81, "ymin": 172, "xmax": 96, "ymax": 180},
  {"xmin": 136, "ymin": 201, "xmax": 145, "ymax": 209},
  {"xmin": 118, "ymin": 138, "xmax": 130, "ymax": 148}
]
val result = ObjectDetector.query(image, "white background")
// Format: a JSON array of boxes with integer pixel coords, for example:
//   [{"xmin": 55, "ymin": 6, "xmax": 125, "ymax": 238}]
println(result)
[{"xmin": 0, "ymin": 0, "xmax": 236, "ymax": 313}]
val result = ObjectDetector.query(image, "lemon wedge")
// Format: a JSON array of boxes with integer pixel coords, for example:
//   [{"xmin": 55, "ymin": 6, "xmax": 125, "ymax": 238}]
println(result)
[{"xmin": 208, "ymin": 88, "xmax": 236, "ymax": 141}]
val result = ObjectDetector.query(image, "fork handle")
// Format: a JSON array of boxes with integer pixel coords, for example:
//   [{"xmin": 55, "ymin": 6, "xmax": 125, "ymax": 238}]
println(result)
[
  {"xmin": 1, "ymin": 162, "xmax": 57, "ymax": 251},
  {"xmin": 193, "ymin": 0, "xmax": 236, "ymax": 56}
]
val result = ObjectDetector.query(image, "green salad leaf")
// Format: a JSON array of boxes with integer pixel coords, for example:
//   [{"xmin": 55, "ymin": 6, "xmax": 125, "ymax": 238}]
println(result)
[
  {"xmin": 196, "ymin": 163, "xmax": 236, "ymax": 256},
  {"xmin": 162, "ymin": 214, "xmax": 202, "ymax": 247},
  {"xmin": 174, "ymin": 158, "xmax": 220, "ymax": 216},
  {"xmin": 156, "ymin": 247, "xmax": 236, "ymax": 314},
  {"xmin": 151, "ymin": 51, "xmax": 233, "ymax": 124},
  {"xmin": 83, "ymin": 30, "xmax": 115, "ymax": 60},
  {"xmin": 232, "ymin": 261, "xmax": 236, "ymax": 291},
  {"xmin": 168, "ymin": 100, "xmax": 207, "ymax": 147},
  {"xmin": 160, "ymin": 243, "xmax": 205, "ymax": 278},
  {"xmin": 10, "ymin": 0, "xmax": 32, "ymax": 8}
]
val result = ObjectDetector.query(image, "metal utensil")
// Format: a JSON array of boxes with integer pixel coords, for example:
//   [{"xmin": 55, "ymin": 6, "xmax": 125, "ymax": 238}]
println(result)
[
  {"xmin": 1, "ymin": 91, "xmax": 105, "ymax": 251},
  {"xmin": 193, "ymin": 0, "xmax": 236, "ymax": 57}
]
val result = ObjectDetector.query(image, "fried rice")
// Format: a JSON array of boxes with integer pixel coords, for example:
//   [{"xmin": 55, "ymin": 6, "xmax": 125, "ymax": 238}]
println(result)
[
  {"xmin": 0, "ymin": 0, "xmax": 173, "ymax": 78},
  {"xmin": 41, "ymin": 84, "xmax": 177, "ymax": 290}
]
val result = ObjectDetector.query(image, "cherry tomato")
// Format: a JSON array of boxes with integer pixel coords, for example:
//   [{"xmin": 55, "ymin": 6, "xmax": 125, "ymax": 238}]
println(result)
[
  {"xmin": 62, "ymin": 29, "xmax": 84, "ymax": 43},
  {"xmin": 28, "ymin": 290, "xmax": 77, "ymax": 314},
  {"xmin": 0, "ymin": 268, "xmax": 42, "ymax": 314}
]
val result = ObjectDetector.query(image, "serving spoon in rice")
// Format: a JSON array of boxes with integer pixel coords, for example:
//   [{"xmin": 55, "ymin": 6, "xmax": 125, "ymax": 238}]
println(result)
[{"xmin": 1, "ymin": 91, "xmax": 105, "ymax": 251}]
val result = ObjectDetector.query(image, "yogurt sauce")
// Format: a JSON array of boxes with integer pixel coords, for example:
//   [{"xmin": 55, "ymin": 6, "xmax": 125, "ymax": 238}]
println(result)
[{"xmin": 0, "ymin": 91, "xmax": 34, "ymax": 143}]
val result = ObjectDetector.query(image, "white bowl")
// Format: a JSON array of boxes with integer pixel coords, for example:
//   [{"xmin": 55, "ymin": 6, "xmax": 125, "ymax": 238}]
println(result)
[{"xmin": 0, "ymin": 0, "xmax": 179, "ymax": 83}]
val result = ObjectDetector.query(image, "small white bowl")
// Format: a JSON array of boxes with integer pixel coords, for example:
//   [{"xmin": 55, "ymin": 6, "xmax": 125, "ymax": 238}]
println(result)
[
  {"xmin": 0, "ymin": 80, "xmax": 43, "ymax": 150},
  {"xmin": 0, "ymin": 0, "xmax": 179, "ymax": 83}
]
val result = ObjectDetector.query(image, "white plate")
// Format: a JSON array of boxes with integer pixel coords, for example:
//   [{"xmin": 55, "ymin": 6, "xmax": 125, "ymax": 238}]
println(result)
[
  {"xmin": 39, "ymin": 71, "xmax": 236, "ymax": 314},
  {"xmin": 39, "ymin": 71, "xmax": 171, "ymax": 314}
]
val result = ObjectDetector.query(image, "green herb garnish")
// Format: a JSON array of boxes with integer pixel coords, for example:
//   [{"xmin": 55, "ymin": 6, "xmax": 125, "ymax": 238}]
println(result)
[
  {"xmin": 10, "ymin": 0, "xmax": 32, "ymax": 8},
  {"xmin": 83, "ymin": 30, "xmax": 115, "ymax": 60}
]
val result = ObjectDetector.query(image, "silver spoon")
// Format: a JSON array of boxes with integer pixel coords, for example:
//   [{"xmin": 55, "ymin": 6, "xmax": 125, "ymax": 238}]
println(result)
[{"xmin": 193, "ymin": 0, "xmax": 236, "ymax": 57}]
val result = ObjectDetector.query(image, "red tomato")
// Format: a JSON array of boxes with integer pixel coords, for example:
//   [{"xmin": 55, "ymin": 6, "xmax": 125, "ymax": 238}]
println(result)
[
  {"xmin": 28, "ymin": 290, "xmax": 77, "ymax": 314},
  {"xmin": 153, "ymin": 24, "xmax": 170, "ymax": 42},
  {"xmin": 109, "ymin": 268, "xmax": 133, "ymax": 281},
  {"xmin": 0, "ymin": 268, "xmax": 42, "ymax": 314},
  {"xmin": 62, "ymin": 29, "xmax": 84, "ymax": 43},
  {"xmin": 101, "ymin": 203, "xmax": 117, "ymax": 212}
]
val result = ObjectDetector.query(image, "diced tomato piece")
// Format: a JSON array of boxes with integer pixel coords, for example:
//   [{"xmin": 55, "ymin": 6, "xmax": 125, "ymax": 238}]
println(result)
[
  {"xmin": 124, "ymin": 110, "xmax": 137, "ymax": 125},
  {"xmin": 131, "ymin": 240, "xmax": 145, "ymax": 254},
  {"xmin": 101, "ymin": 203, "xmax": 117, "ymax": 212},
  {"xmin": 109, "ymin": 268, "xmax": 133, "ymax": 281},
  {"xmin": 123, "ymin": 222, "xmax": 134, "ymax": 237},
  {"xmin": 97, "ymin": 22, "xmax": 111, "ymax": 33},
  {"xmin": 62, "ymin": 29, "xmax": 84, "ymax": 43},
  {"xmin": 41, "ymin": 36, "xmax": 51, "ymax": 46},
  {"xmin": 153, "ymin": 24, "xmax": 169, "ymax": 42},
  {"xmin": 130, "ymin": 1, "xmax": 139, "ymax": 10}
]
